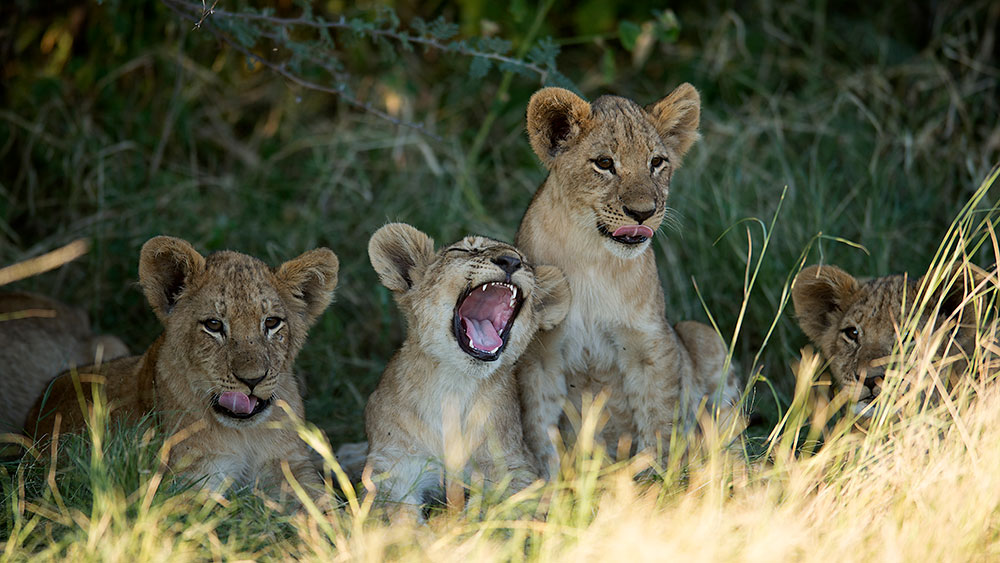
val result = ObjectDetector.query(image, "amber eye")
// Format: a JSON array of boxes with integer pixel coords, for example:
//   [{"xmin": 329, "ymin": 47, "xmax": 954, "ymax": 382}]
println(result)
[
  {"xmin": 264, "ymin": 317, "xmax": 282, "ymax": 330},
  {"xmin": 842, "ymin": 326, "xmax": 860, "ymax": 343},
  {"xmin": 594, "ymin": 156, "xmax": 615, "ymax": 172},
  {"xmin": 650, "ymin": 156, "xmax": 666, "ymax": 168},
  {"xmin": 202, "ymin": 318, "xmax": 224, "ymax": 333}
]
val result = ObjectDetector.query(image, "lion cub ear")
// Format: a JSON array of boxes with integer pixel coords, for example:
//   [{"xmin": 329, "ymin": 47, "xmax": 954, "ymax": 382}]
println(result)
[
  {"xmin": 792, "ymin": 264, "xmax": 860, "ymax": 343},
  {"xmin": 368, "ymin": 223, "xmax": 436, "ymax": 293},
  {"xmin": 532, "ymin": 265, "xmax": 571, "ymax": 331},
  {"xmin": 275, "ymin": 248, "xmax": 340, "ymax": 327},
  {"xmin": 646, "ymin": 83, "xmax": 701, "ymax": 163},
  {"xmin": 139, "ymin": 236, "xmax": 207, "ymax": 322},
  {"xmin": 526, "ymin": 87, "xmax": 593, "ymax": 168}
]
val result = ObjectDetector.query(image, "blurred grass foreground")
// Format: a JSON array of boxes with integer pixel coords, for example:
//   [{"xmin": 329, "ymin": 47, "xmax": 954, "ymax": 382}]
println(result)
[{"xmin": 2, "ymin": 0, "xmax": 1000, "ymax": 560}]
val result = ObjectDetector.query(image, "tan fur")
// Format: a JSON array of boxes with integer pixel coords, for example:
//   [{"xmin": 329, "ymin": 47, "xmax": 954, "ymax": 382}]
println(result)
[
  {"xmin": 0, "ymin": 292, "xmax": 128, "ymax": 435},
  {"xmin": 792, "ymin": 263, "xmax": 992, "ymax": 416},
  {"xmin": 361, "ymin": 223, "xmax": 569, "ymax": 521},
  {"xmin": 516, "ymin": 85, "xmax": 742, "ymax": 477},
  {"xmin": 27, "ymin": 236, "xmax": 338, "ymax": 497}
]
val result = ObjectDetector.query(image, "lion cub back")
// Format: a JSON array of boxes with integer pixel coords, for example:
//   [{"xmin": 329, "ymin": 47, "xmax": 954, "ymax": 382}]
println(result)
[{"xmin": 0, "ymin": 292, "xmax": 128, "ymax": 434}]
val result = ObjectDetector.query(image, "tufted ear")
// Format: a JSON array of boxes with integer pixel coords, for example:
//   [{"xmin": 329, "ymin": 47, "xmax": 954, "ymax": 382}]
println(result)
[
  {"xmin": 526, "ymin": 87, "xmax": 593, "ymax": 168},
  {"xmin": 792, "ymin": 264, "xmax": 860, "ymax": 344},
  {"xmin": 139, "ymin": 236, "xmax": 207, "ymax": 322},
  {"xmin": 368, "ymin": 223, "xmax": 436, "ymax": 293},
  {"xmin": 532, "ymin": 265, "xmax": 571, "ymax": 331},
  {"xmin": 275, "ymin": 248, "xmax": 339, "ymax": 327},
  {"xmin": 645, "ymin": 83, "xmax": 701, "ymax": 164}
]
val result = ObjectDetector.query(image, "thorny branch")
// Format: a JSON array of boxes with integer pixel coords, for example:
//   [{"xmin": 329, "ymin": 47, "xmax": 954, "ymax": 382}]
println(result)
[
  {"xmin": 162, "ymin": 0, "xmax": 441, "ymax": 138},
  {"xmin": 161, "ymin": 0, "xmax": 556, "ymax": 138}
]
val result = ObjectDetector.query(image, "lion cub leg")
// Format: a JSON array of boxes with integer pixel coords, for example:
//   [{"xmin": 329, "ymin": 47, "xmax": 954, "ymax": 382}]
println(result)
[
  {"xmin": 517, "ymin": 336, "xmax": 567, "ymax": 480},
  {"xmin": 617, "ymin": 324, "xmax": 686, "ymax": 461},
  {"xmin": 367, "ymin": 447, "xmax": 443, "ymax": 524}
]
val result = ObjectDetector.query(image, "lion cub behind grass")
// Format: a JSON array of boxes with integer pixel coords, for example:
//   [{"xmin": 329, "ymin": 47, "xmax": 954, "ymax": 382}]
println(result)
[
  {"xmin": 361, "ymin": 223, "xmax": 569, "ymax": 521},
  {"xmin": 516, "ymin": 84, "xmax": 743, "ymax": 477},
  {"xmin": 28, "ymin": 236, "xmax": 338, "ymax": 499},
  {"xmin": 792, "ymin": 263, "xmax": 995, "ymax": 416},
  {"xmin": 0, "ymin": 292, "xmax": 129, "ymax": 435}
]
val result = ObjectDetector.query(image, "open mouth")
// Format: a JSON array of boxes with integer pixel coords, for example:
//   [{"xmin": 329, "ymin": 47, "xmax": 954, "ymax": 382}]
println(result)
[
  {"xmin": 599, "ymin": 224, "xmax": 655, "ymax": 245},
  {"xmin": 212, "ymin": 391, "xmax": 271, "ymax": 420},
  {"xmin": 453, "ymin": 281, "xmax": 524, "ymax": 361}
]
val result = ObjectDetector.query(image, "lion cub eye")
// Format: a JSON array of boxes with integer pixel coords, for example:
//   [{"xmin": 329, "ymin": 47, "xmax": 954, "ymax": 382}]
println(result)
[
  {"xmin": 593, "ymin": 156, "xmax": 615, "ymax": 173},
  {"xmin": 841, "ymin": 326, "xmax": 860, "ymax": 343},
  {"xmin": 264, "ymin": 317, "xmax": 283, "ymax": 332},
  {"xmin": 202, "ymin": 318, "xmax": 224, "ymax": 334},
  {"xmin": 650, "ymin": 156, "xmax": 667, "ymax": 170}
]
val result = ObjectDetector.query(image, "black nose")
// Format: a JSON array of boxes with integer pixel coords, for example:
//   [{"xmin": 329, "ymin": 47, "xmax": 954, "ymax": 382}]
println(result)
[
  {"xmin": 623, "ymin": 205, "xmax": 655, "ymax": 224},
  {"xmin": 492, "ymin": 255, "xmax": 522, "ymax": 276},
  {"xmin": 235, "ymin": 374, "xmax": 265, "ymax": 391}
]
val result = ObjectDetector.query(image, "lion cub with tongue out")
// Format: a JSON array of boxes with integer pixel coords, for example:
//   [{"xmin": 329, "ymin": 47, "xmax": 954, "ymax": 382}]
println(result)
[
  {"xmin": 516, "ymin": 84, "xmax": 744, "ymax": 476},
  {"xmin": 362, "ymin": 223, "xmax": 569, "ymax": 521},
  {"xmin": 28, "ymin": 236, "xmax": 338, "ymax": 499}
]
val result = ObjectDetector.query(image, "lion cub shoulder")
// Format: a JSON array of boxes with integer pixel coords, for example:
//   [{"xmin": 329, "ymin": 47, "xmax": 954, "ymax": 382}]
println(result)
[
  {"xmin": 792, "ymin": 263, "xmax": 993, "ymax": 415},
  {"xmin": 362, "ymin": 223, "xmax": 569, "ymax": 520},
  {"xmin": 0, "ymin": 292, "xmax": 128, "ymax": 435},
  {"xmin": 28, "ymin": 236, "xmax": 338, "ymax": 496}
]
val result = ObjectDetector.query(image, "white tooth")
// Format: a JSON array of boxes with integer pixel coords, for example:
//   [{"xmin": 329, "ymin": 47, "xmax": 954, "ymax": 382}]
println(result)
[{"xmin": 482, "ymin": 285, "xmax": 487, "ymax": 292}]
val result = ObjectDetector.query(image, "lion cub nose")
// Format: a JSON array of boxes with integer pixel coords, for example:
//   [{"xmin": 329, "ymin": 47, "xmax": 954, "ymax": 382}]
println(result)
[
  {"xmin": 235, "ymin": 374, "xmax": 265, "ymax": 392},
  {"xmin": 492, "ymin": 255, "xmax": 522, "ymax": 276},
  {"xmin": 623, "ymin": 205, "xmax": 655, "ymax": 224}
]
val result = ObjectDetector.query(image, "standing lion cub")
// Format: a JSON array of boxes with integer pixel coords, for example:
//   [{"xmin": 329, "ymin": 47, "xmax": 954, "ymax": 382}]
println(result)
[
  {"xmin": 361, "ymin": 223, "xmax": 569, "ymax": 521},
  {"xmin": 516, "ymin": 84, "xmax": 743, "ymax": 476},
  {"xmin": 28, "ymin": 236, "xmax": 339, "ymax": 498}
]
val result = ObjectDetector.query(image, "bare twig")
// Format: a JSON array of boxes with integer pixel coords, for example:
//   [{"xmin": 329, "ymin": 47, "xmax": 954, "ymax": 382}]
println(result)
[{"xmin": 0, "ymin": 239, "xmax": 89, "ymax": 286}]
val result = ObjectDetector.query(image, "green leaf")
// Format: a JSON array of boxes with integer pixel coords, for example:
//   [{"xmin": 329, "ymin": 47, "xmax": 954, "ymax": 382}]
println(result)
[
  {"xmin": 469, "ymin": 56, "xmax": 491, "ymax": 80},
  {"xmin": 653, "ymin": 9, "xmax": 681, "ymax": 43},
  {"xmin": 618, "ymin": 20, "xmax": 641, "ymax": 52}
]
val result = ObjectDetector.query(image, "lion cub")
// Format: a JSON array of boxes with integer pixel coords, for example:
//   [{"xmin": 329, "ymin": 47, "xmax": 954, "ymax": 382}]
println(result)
[
  {"xmin": 516, "ymin": 84, "xmax": 743, "ymax": 476},
  {"xmin": 28, "ymin": 236, "xmax": 338, "ymax": 497},
  {"xmin": 793, "ymin": 263, "xmax": 993, "ymax": 416},
  {"xmin": 363, "ymin": 223, "xmax": 569, "ymax": 520},
  {"xmin": 1, "ymin": 292, "xmax": 128, "ymax": 435}
]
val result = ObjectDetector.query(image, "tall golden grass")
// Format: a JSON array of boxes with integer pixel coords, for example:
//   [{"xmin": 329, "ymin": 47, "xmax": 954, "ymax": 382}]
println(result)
[{"xmin": 2, "ymin": 170, "xmax": 999, "ymax": 561}]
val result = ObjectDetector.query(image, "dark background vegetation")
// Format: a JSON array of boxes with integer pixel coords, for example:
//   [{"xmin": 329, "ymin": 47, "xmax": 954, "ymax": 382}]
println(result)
[{"xmin": 1, "ymin": 0, "xmax": 998, "ymax": 445}]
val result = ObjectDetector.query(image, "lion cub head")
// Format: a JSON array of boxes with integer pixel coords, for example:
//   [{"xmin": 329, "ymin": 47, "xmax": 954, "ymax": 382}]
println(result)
[
  {"xmin": 369, "ymin": 223, "xmax": 569, "ymax": 378},
  {"xmin": 792, "ymin": 263, "xmax": 991, "ymax": 413},
  {"xmin": 525, "ymin": 84, "xmax": 701, "ymax": 259},
  {"xmin": 140, "ymin": 236, "xmax": 338, "ymax": 428}
]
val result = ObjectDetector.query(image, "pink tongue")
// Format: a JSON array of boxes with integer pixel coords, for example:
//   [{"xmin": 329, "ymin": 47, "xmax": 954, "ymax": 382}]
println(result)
[
  {"xmin": 612, "ymin": 225, "xmax": 654, "ymax": 238},
  {"xmin": 218, "ymin": 391, "xmax": 258, "ymax": 415},
  {"xmin": 465, "ymin": 318, "xmax": 503, "ymax": 353}
]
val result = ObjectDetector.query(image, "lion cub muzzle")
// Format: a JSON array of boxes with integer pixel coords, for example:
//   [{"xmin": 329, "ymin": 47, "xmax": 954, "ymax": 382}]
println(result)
[{"xmin": 451, "ymin": 252, "xmax": 526, "ymax": 362}]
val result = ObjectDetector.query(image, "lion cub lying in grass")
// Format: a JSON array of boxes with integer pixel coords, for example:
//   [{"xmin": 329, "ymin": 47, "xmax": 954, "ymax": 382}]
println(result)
[
  {"xmin": 361, "ymin": 223, "xmax": 569, "ymax": 521},
  {"xmin": 0, "ymin": 292, "xmax": 129, "ymax": 435},
  {"xmin": 793, "ymin": 263, "xmax": 995, "ymax": 417},
  {"xmin": 516, "ymin": 84, "xmax": 743, "ymax": 476},
  {"xmin": 28, "ymin": 236, "xmax": 338, "ymax": 498}
]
